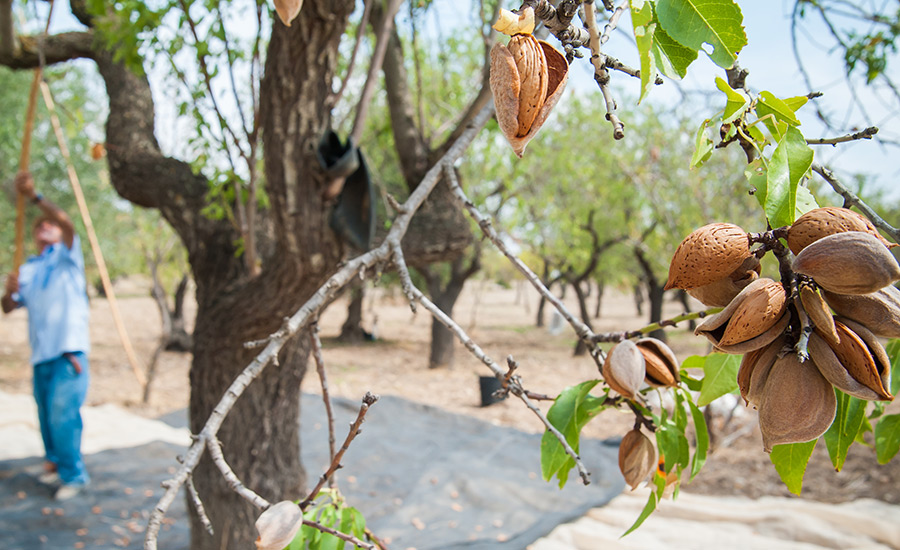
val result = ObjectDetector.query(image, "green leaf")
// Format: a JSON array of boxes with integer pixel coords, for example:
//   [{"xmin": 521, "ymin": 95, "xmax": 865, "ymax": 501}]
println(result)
[
  {"xmin": 770, "ymin": 440, "xmax": 817, "ymax": 494},
  {"xmin": 343, "ymin": 507, "xmax": 366, "ymax": 539},
  {"xmin": 795, "ymin": 184, "xmax": 819, "ymax": 218},
  {"xmin": 782, "ymin": 95, "xmax": 810, "ymax": 112},
  {"xmin": 886, "ymin": 339, "xmax": 900, "ymax": 398},
  {"xmin": 656, "ymin": 420, "xmax": 690, "ymax": 473},
  {"xmin": 875, "ymin": 414, "xmax": 900, "ymax": 464},
  {"xmin": 857, "ymin": 417, "xmax": 874, "ymax": 448},
  {"xmin": 541, "ymin": 381, "xmax": 607, "ymax": 487},
  {"xmin": 757, "ymin": 91, "xmax": 802, "ymax": 126},
  {"xmin": 286, "ymin": 526, "xmax": 305, "ymax": 550},
  {"xmin": 655, "ymin": 0, "xmax": 747, "ymax": 69},
  {"xmin": 653, "ymin": 24, "xmax": 698, "ymax": 78},
  {"xmin": 631, "ymin": 0, "xmax": 658, "ymax": 102},
  {"xmin": 745, "ymin": 158, "xmax": 767, "ymax": 208},
  {"xmin": 697, "ymin": 353, "xmax": 741, "ymax": 406},
  {"xmin": 622, "ymin": 473, "xmax": 666, "ymax": 536},
  {"xmin": 824, "ymin": 389, "xmax": 867, "ymax": 471},
  {"xmin": 687, "ymin": 399, "xmax": 709, "ymax": 479},
  {"xmin": 715, "ymin": 77, "xmax": 750, "ymax": 123},
  {"xmin": 747, "ymin": 123, "xmax": 766, "ymax": 144},
  {"xmin": 681, "ymin": 355, "xmax": 707, "ymax": 370},
  {"xmin": 765, "ymin": 126, "xmax": 814, "ymax": 229}
]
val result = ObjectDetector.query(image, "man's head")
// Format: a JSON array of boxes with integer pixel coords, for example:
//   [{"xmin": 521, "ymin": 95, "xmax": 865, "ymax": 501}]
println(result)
[{"xmin": 33, "ymin": 216, "xmax": 63, "ymax": 252}]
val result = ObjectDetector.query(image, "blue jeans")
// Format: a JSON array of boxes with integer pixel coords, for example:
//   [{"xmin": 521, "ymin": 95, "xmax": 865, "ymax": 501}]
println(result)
[{"xmin": 33, "ymin": 352, "xmax": 90, "ymax": 485}]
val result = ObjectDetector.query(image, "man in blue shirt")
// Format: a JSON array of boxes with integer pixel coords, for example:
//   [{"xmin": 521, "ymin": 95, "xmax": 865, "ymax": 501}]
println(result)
[{"xmin": 2, "ymin": 171, "xmax": 90, "ymax": 501}]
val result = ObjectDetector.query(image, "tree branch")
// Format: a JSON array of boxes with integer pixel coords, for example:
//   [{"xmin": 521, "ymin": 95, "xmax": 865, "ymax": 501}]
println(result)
[
  {"xmin": 0, "ymin": 31, "xmax": 95, "ymax": 68},
  {"xmin": 300, "ymin": 393, "xmax": 379, "ymax": 509},
  {"xmin": 329, "ymin": 0, "xmax": 373, "ymax": 107},
  {"xmin": 523, "ymin": 0, "xmax": 590, "ymax": 49},
  {"xmin": 302, "ymin": 519, "xmax": 375, "ymax": 550},
  {"xmin": 441, "ymin": 164, "xmax": 598, "ymax": 347},
  {"xmin": 350, "ymin": 0, "xmax": 403, "ymax": 144},
  {"xmin": 807, "ymin": 126, "xmax": 878, "ymax": 145},
  {"xmin": 310, "ymin": 324, "xmax": 337, "ymax": 468},
  {"xmin": 583, "ymin": 0, "xmax": 625, "ymax": 139},
  {"xmin": 811, "ymin": 163, "xmax": 900, "ymax": 242},
  {"xmin": 391, "ymin": 239, "xmax": 592, "ymax": 485}
]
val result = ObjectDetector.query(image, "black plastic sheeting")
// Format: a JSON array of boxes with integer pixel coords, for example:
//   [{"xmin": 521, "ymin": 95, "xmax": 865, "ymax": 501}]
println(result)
[{"xmin": 0, "ymin": 394, "xmax": 624, "ymax": 550}]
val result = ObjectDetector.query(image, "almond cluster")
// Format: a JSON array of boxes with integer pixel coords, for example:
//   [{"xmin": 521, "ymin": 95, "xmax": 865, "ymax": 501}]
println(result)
[{"xmin": 666, "ymin": 208, "xmax": 900, "ymax": 451}]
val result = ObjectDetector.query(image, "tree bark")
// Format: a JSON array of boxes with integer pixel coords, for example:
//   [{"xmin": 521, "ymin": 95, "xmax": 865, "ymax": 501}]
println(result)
[
  {"xmin": 422, "ymin": 251, "xmax": 480, "ymax": 368},
  {"xmin": 634, "ymin": 245, "xmax": 667, "ymax": 342},
  {"xmin": 338, "ymin": 285, "xmax": 369, "ymax": 343},
  {"xmin": 190, "ymin": 323, "xmax": 308, "ymax": 549}
]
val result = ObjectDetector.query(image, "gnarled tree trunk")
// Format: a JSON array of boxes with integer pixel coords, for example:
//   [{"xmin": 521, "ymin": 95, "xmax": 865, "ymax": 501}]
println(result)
[{"xmin": 0, "ymin": 2, "xmax": 356, "ymax": 548}]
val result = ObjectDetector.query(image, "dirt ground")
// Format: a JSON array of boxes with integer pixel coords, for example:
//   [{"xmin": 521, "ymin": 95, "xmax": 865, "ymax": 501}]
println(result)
[{"xmin": 2, "ymin": 276, "xmax": 899, "ymax": 506}]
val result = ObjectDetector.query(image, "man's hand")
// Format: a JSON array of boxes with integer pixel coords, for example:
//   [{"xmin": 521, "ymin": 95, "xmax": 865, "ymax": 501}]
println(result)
[
  {"xmin": 2, "ymin": 274, "xmax": 20, "ymax": 314},
  {"xmin": 14, "ymin": 171, "xmax": 36, "ymax": 200},
  {"xmin": 4, "ymin": 273, "xmax": 18, "ymax": 295}
]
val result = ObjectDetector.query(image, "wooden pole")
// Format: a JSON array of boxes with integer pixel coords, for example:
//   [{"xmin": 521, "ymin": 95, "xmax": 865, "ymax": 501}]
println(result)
[
  {"xmin": 39, "ymin": 80, "xmax": 147, "ymax": 387},
  {"xmin": 13, "ymin": 69, "xmax": 42, "ymax": 273}
]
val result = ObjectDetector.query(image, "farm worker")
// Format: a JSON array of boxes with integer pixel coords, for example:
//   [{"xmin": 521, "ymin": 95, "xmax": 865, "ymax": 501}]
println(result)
[{"xmin": 2, "ymin": 171, "xmax": 90, "ymax": 500}]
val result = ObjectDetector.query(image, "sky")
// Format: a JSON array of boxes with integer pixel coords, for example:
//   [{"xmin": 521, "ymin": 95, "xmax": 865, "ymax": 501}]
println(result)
[{"xmin": 27, "ymin": 0, "xmax": 900, "ymax": 204}]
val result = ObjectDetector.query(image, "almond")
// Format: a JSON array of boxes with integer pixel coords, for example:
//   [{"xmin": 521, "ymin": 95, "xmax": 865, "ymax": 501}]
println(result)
[
  {"xmin": 793, "ymin": 232, "xmax": 900, "ymax": 295},
  {"xmin": 665, "ymin": 223, "xmax": 751, "ymax": 290},
  {"xmin": 787, "ymin": 206, "xmax": 896, "ymax": 255}
]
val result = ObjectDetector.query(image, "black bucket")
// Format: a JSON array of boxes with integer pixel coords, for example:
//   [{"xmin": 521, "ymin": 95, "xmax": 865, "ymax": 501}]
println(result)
[{"xmin": 479, "ymin": 376, "xmax": 506, "ymax": 407}]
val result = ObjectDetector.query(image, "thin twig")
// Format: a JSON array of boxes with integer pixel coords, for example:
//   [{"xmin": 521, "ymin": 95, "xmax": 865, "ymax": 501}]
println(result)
[
  {"xmin": 583, "ymin": 1, "xmax": 625, "ymax": 139},
  {"xmin": 330, "ymin": 0, "xmax": 373, "ymax": 107},
  {"xmin": 350, "ymin": 0, "xmax": 403, "ymax": 143},
  {"xmin": 441, "ymin": 164, "xmax": 596, "ymax": 346},
  {"xmin": 206, "ymin": 437, "xmax": 270, "ymax": 511},
  {"xmin": 143, "ymin": 103, "xmax": 495, "ymax": 550},
  {"xmin": 792, "ymin": 277, "xmax": 812, "ymax": 362},
  {"xmin": 300, "ymin": 393, "xmax": 380, "ymax": 509},
  {"xmin": 524, "ymin": 0, "xmax": 591, "ymax": 48},
  {"xmin": 302, "ymin": 519, "xmax": 375, "ymax": 549},
  {"xmin": 310, "ymin": 324, "xmax": 337, "ymax": 471},
  {"xmin": 591, "ymin": 308, "xmax": 723, "ymax": 343},
  {"xmin": 177, "ymin": 0, "xmax": 248, "ymax": 164},
  {"xmin": 811, "ymin": 163, "xmax": 900, "ymax": 242},
  {"xmin": 807, "ymin": 126, "xmax": 878, "ymax": 145},
  {"xmin": 186, "ymin": 476, "xmax": 214, "ymax": 536},
  {"xmin": 393, "ymin": 253, "xmax": 592, "ymax": 485}
]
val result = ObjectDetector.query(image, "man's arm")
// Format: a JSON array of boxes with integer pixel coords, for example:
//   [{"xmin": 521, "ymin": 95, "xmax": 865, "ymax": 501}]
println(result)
[
  {"xmin": 2, "ymin": 274, "xmax": 19, "ymax": 314},
  {"xmin": 15, "ymin": 172, "xmax": 75, "ymax": 249}
]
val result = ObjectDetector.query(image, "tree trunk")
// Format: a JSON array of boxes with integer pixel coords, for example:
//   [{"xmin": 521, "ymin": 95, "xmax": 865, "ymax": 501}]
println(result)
[
  {"xmin": 593, "ymin": 280, "xmax": 605, "ymax": 319},
  {"xmin": 536, "ymin": 261, "xmax": 552, "ymax": 328},
  {"xmin": 536, "ymin": 294, "xmax": 547, "ymax": 328},
  {"xmin": 338, "ymin": 285, "xmax": 368, "ymax": 343},
  {"xmin": 634, "ymin": 245, "xmax": 667, "ymax": 343},
  {"xmin": 189, "ymin": 313, "xmax": 308, "ymax": 549},
  {"xmin": 572, "ymin": 281, "xmax": 594, "ymax": 356},
  {"xmin": 423, "ymin": 253, "xmax": 480, "ymax": 368},
  {"xmin": 429, "ymin": 293, "xmax": 458, "ymax": 368},
  {"xmin": 647, "ymin": 282, "xmax": 667, "ymax": 342}
]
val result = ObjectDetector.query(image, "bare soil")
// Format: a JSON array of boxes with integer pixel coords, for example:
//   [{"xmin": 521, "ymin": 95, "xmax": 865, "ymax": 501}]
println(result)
[{"xmin": 2, "ymin": 277, "xmax": 899, "ymax": 505}]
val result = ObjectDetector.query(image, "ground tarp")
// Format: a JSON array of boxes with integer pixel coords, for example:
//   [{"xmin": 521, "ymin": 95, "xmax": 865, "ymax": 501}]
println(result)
[{"xmin": 0, "ymin": 392, "xmax": 624, "ymax": 549}]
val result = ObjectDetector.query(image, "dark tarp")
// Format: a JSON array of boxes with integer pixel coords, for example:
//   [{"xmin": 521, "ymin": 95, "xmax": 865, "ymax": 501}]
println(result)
[{"xmin": 0, "ymin": 394, "xmax": 624, "ymax": 549}]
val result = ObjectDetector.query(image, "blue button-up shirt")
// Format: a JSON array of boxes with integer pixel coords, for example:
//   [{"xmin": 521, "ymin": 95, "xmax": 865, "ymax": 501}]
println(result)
[{"xmin": 15, "ymin": 235, "xmax": 90, "ymax": 365}]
